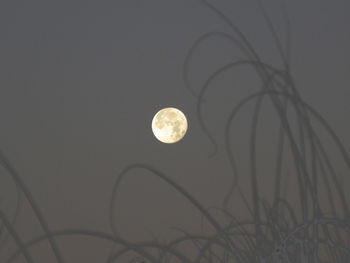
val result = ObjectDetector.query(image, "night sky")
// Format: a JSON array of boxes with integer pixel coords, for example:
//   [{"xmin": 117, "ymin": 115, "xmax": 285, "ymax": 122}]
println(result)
[{"xmin": 1, "ymin": 0, "xmax": 350, "ymax": 262}]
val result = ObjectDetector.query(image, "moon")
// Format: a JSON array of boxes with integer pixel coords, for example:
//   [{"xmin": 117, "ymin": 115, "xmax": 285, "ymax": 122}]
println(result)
[{"xmin": 152, "ymin": 107, "xmax": 188, "ymax": 144}]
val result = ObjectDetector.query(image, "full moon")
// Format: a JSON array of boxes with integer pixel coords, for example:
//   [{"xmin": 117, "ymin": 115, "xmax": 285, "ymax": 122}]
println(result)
[{"xmin": 152, "ymin": 107, "xmax": 188, "ymax": 144}]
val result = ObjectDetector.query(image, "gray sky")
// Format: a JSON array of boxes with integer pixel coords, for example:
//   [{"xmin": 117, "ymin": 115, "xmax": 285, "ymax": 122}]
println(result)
[{"xmin": 1, "ymin": 0, "xmax": 350, "ymax": 262}]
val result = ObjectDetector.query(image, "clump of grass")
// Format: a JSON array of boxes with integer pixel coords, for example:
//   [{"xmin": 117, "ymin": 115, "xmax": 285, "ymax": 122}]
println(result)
[{"xmin": 1, "ymin": 0, "xmax": 349, "ymax": 262}]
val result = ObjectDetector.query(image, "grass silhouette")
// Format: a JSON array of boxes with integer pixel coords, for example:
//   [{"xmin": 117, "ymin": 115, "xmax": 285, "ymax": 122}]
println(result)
[{"xmin": 1, "ymin": 0, "xmax": 349, "ymax": 262}]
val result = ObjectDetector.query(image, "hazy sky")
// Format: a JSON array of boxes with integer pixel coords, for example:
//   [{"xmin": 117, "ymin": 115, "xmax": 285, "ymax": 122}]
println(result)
[{"xmin": 1, "ymin": 0, "xmax": 349, "ymax": 262}]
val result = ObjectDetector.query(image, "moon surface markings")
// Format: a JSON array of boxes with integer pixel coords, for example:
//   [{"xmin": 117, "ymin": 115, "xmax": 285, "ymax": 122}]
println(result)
[{"xmin": 152, "ymin": 107, "xmax": 188, "ymax": 144}]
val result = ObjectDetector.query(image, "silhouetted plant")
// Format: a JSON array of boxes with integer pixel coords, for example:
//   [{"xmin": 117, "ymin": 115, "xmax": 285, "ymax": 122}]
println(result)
[{"xmin": 1, "ymin": 0, "xmax": 349, "ymax": 262}]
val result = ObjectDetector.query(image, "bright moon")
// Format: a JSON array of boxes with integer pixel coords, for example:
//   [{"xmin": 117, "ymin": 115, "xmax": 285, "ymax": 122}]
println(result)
[{"xmin": 152, "ymin": 107, "xmax": 188, "ymax": 144}]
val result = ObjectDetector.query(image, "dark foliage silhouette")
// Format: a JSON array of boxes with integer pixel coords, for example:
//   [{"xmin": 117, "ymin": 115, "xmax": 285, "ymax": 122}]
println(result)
[{"xmin": 1, "ymin": 0, "xmax": 349, "ymax": 262}]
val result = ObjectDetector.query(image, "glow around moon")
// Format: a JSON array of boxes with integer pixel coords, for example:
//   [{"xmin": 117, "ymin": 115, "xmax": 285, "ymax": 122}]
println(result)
[{"xmin": 152, "ymin": 107, "xmax": 188, "ymax": 144}]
